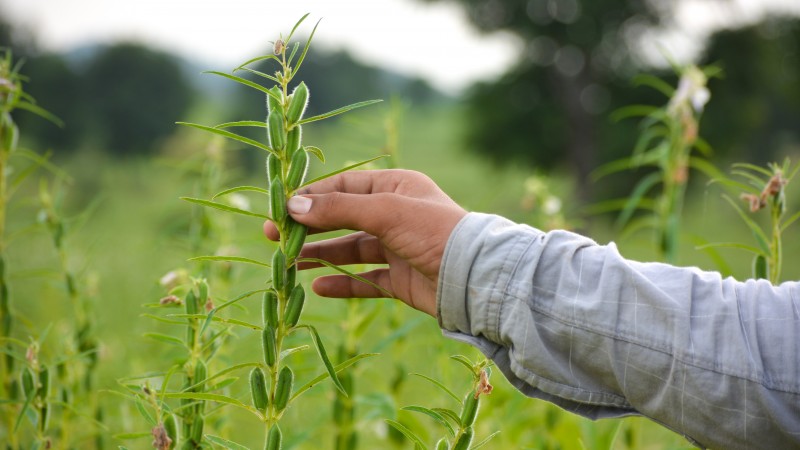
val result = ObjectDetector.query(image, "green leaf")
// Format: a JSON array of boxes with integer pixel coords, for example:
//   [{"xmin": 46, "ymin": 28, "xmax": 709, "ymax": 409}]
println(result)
[
  {"xmin": 189, "ymin": 255, "xmax": 271, "ymax": 268},
  {"xmin": 235, "ymin": 67, "xmax": 279, "ymax": 84},
  {"xmin": 472, "ymin": 431, "xmax": 501, "ymax": 450},
  {"xmin": 300, "ymin": 155, "xmax": 389, "ymax": 189},
  {"xmin": 16, "ymin": 101, "xmax": 64, "ymax": 127},
  {"xmin": 410, "ymin": 373, "xmax": 461, "ymax": 404},
  {"xmin": 304, "ymin": 146, "xmax": 325, "ymax": 163},
  {"xmin": 431, "ymin": 408, "xmax": 462, "ymax": 428},
  {"xmin": 695, "ymin": 242, "xmax": 765, "ymax": 256},
  {"xmin": 385, "ymin": 420, "xmax": 428, "ymax": 450},
  {"xmin": 590, "ymin": 157, "xmax": 634, "ymax": 182},
  {"xmin": 731, "ymin": 169, "xmax": 767, "ymax": 190},
  {"xmin": 402, "ymin": 405, "xmax": 456, "ymax": 437},
  {"xmin": 280, "ymin": 345, "xmax": 310, "ymax": 360},
  {"xmin": 781, "ymin": 210, "xmax": 800, "ymax": 232},
  {"xmin": 180, "ymin": 197, "xmax": 269, "ymax": 220},
  {"xmin": 204, "ymin": 435, "xmax": 250, "ymax": 450},
  {"xmin": 234, "ymin": 54, "xmax": 279, "ymax": 71},
  {"xmin": 291, "ymin": 353, "xmax": 378, "ymax": 401},
  {"xmin": 632, "ymin": 73, "xmax": 675, "ymax": 97},
  {"xmin": 732, "ymin": 162, "xmax": 773, "ymax": 178},
  {"xmin": 693, "ymin": 136, "xmax": 713, "ymax": 157},
  {"xmin": 610, "ymin": 105, "xmax": 660, "ymax": 122},
  {"xmin": 287, "ymin": 13, "xmax": 311, "ymax": 43},
  {"xmin": 141, "ymin": 313, "xmax": 184, "ymax": 325},
  {"xmin": 13, "ymin": 149, "xmax": 71, "ymax": 180},
  {"xmin": 212, "ymin": 185, "xmax": 270, "ymax": 200},
  {"xmin": 287, "ymin": 42, "xmax": 301, "ymax": 67},
  {"xmin": 449, "ymin": 355, "xmax": 475, "ymax": 374},
  {"xmin": 201, "ymin": 289, "xmax": 267, "ymax": 336},
  {"xmin": 214, "ymin": 120, "xmax": 266, "ymax": 129},
  {"xmin": 298, "ymin": 99, "xmax": 383, "ymax": 125},
  {"xmin": 753, "ymin": 254, "xmax": 768, "ymax": 280},
  {"xmin": 691, "ymin": 235, "xmax": 733, "ymax": 278},
  {"xmin": 297, "ymin": 256, "xmax": 393, "ymax": 298},
  {"xmin": 299, "ymin": 325, "xmax": 347, "ymax": 395},
  {"xmin": 177, "ymin": 122, "xmax": 274, "ymax": 154},
  {"xmin": 290, "ymin": 19, "xmax": 321, "ymax": 78},
  {"xmin": 721, "ymin": 194, "xmax": 770, "ymax": 254},
  {"xmin": 143, "ymin": 333, "xmax": 186, "ymax": 347},
  {"xmin": 204, "ymin": 71, "xmax": 278, "ymax": 101},
  {"xmin": 617, "ymin": 172, "xmax": 661, "ymax": 229},
  {"xmin": 112, "ymin": 432, "xmax": 152, "ymax": 440},
  {"xmin": 162, "ymin": 392, "xmax": 253, "ymax": 414},
  {"xmin": 135, "ymin": 396, "xmax": 156, "ymax": 426}
]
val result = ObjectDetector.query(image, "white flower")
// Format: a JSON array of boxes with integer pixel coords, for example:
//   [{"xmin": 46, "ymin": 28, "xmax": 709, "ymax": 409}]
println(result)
[
  {"xmin": 543, "ymin": 196, "xmax": 562, "ymax": 215},
  {"xmin": 668, "ymin": 66, "xmax": 710, "ymax": 114}
]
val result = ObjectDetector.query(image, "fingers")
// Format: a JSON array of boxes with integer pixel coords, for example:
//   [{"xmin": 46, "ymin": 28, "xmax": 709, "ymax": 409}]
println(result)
[
  {"xmin": 286, "ymin": 192, "xmax": 409, "ymax": 238},
  {"xmin": 299, "ymin": 232, "xmax": 386, "ymax": 266},
  {"xmin": 311, "ymin": 268, "xmax": 394, "ymax": 299}
]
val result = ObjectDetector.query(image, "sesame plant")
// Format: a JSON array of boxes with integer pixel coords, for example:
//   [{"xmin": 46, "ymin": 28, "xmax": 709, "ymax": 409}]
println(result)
[
  {"xmin": 700, "ymin": 159, "xmax": 799, "ymax": 283},
  {"xmin": 386, "ymin": 356, "xmax": 498, "ymax": 450},
  {"xmin": 136, "ymin": 14, "xmax": 386, "ymax": 449},
  {"xmin": 593, "ymin": 64, "xmax": 721, "ymax": 262}
]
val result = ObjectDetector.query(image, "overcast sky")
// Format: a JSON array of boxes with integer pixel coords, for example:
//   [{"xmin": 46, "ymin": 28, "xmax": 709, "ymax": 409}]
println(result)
[{"xmin": 2, "ymin": 0, "xmax": 799, "ymax": 93}]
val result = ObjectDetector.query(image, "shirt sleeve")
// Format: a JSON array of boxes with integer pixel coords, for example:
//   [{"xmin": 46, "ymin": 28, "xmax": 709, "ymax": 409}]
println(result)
[{"xmin": 436, "ymin": 212, "xmax": 800, "ymax": 450}]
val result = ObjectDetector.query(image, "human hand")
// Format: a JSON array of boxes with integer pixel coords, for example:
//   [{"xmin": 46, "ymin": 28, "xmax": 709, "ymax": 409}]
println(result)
[{"xmin": 263, "ymin": 169, "xmax": 467, "ymax": 317}]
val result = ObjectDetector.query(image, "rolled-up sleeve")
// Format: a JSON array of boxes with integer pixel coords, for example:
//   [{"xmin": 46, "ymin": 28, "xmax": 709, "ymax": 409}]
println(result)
[{"xmin": 437, "ymin": 212, "xmax": 800, "ymax": 449}]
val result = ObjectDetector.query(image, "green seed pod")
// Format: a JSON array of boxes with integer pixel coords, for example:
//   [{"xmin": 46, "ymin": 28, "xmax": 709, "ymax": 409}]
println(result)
[
  {"xmin": 163, "ymin": 413, "xmax": 179, "ymax": 449},
  {"xmin": 754, "ymin": 254, "xmax": 768, "ymax": 280},
  {"xmin": 453, "ymin": 427, "xmax": 474, "ymax": 450},
  {"xmin": 286, "ymin": 82, "xmax": 309, "ymax": 124},
  {"xmin": 249, "ymin": 367, "xmax": 269, "ymax": 412},
  {"xmin": 186, "ymin": 325, "xmax": 196, "ymax": 347},
  {"xmin": 193, "ymin": 360, "xmax": 207, "ymax": 392},
  {"xmin": 286, "ymin": 149, "xmax": 309, "ymax": 191},
  {"xmin": 268, "ymin": 110, "xmax": 286, "ymax": 151},
  {"xmin": 286, "ymin": 125, "xmax": 302, "ymax": 156},
  {"xmin": 181, "ymin": 440, "xmax": 195, "ymax": 450},
  {"xmin": 266, "ymin": 425, "xmax": 282, "ymax": 450},
  {"xmin": 435, "ymin": 438, "xmax": 449, "ymax": 450},
  {"xmin": 460, "ymin": 390, "xmax": 480, "ymax": 427},
  {"xmin": 283, "ymin": 284, "xmax": 305, "ymax": 328},
  {"xmin": 185, "ymin": 290, "xmax": 198, "ymax": 316},
  {"xmin": 198, "ymin": 280, "xmax": 209, "ymax": 307},
  {"xmin": 39, "ymin": 404, "xmax": 50, "ymax": 433},
  {"xmin": 274, "ymin": 366, "xmax": 294, "ymax": 413},
  {"xmin": 21, "ymin": 367, "xmax": 35, "ymax": 399},
  {"xmin": 191, "ymin": 415, "xmax": 204, "ymax": 444},
  {"xmin": 267, "ymin": 86, "xmax": 282, "ymax": 113},
  {"xmin": 272, "ymin": 249, "xmax": 286, "ymax": 291},
  {"xmin": 267, "ymin": 153, "xmax": 281, "ymax": 184},
  {"xmin": 38, "ymin": 366, "xmax": 50, "ymax": 400},
  {"xmin": 270, "ymin": 178, "xmax": 287, "ymax": 224},
  {"xmin": 262, "ymin": 326, "xmax": 277, "ymax": 368},
  {"xmin": 262, "ymin": 290, "xmax": 279, "ymax": 328},
  {"xmin": 284, "ymin": 265, "xmax": 296, "ymax": 298},
  {"xmin": 284, "ymin": 220, "xmax": 307, "ymax": 262}
]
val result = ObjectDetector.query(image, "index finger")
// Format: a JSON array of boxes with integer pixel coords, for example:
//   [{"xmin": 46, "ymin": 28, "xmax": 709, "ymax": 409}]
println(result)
[{"xmin": 298, "ymin": 169, "xmax": 449, "ymax": 202}]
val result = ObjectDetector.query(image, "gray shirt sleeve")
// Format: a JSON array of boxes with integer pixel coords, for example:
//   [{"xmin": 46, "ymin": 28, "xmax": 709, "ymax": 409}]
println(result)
[{"xmin": 436, "ymin": 212, "xmax": 800, "ymax": 450}]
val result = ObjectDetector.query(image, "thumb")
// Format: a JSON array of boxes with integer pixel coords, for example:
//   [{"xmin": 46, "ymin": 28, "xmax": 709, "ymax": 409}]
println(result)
[{"xmin": 287, "ymin": 192, "xmax": 404, "ymax": 237}]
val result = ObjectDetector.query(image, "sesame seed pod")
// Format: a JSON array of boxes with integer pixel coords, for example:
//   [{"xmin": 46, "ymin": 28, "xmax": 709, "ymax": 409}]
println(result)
[
  {"xmin": 39, "ymin": 404, "xmax": 50, "ymax": 433},
  {"xmin": 286, "ymin": 82, "xmax": 309, "ymax": 124},
  {"xmin": 284, "ymin": 220, "xmax": 307, "ymax": 262},
  {"xmin": 270, "ymin": 178, "xmax": 287, "ymax": 224},
  {"xmin": 266, "ymin": 425, "xmax": 282, "ymax": 450},
  {"xmin": 262, "ymin": 290, "xmax": 279, "ymax": 328},
  {"xmin": 460, "ymin": 389, "xmax": 480, "ymax": 427},
  {"xmin": 190, "ymin": 415, "xmax": 204, "ymax": 444},
  {"xmin": 274, "ymin": 366, "xmax": 294, "ymax": 413},
  {"xmin": 435, "ymin": 438, "xmax": 449, "ymax": 450},
  {"xmin": 198, "ymin": 280, "xmax": 209, "ymax": 307},
  {"xmin": 185, "ymin": 290, "xmax": 198, "ymax": 316},
  {"xmin": 286, "ymin": 125, "xmax": 302, "ymax": 156},
  {"xmin": 267, "ymin": 153, "xmax": 281, "ymax": 184},
  {"xmin": 283, "ymin": 285, "xmax": 305, "ymax": 328},
  {"xmin": 262, "ymin": 326, "xmax": 277, "ymax": 368},
  {"xmin": 21, "ymin": 367, "xmax": 35, "ymax": 399},
  {"xmin": 453, "ymin": 427, "xmax": 474, "ymax": 450},
  {"xmin": 249, "ymin": 367, "xmax": 269, "ymax": 412},
  {"xmin": 267, "ymin": 86, "xmax": 282, "ymax": 114},
  {"xmin": 193, "ymin": 360, "xmax": 207, "ymax": 392},
  {"xmin": 268, "ymin": 110, "xmax": 286, "ymax": 152},
  {"xmin": 284, "ymin": 265, "xmax": 296, "ymax": 299},
  {"xmin": 37, "ymin": 366, "xmax": 50, "ymax": 400},
  {"xmin": 286, "ymin": 149, "xmax": 309, "ymax": 192},
  {"xmin": 272, "ymin": 249, "xmax": 286, "ymax": 291},
  {"xmin": 164, "ymin": 413, "xmax": 178, "ymax": 449}
]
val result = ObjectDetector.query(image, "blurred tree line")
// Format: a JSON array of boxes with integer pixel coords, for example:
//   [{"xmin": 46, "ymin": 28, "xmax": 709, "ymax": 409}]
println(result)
[
  {"xmin": 420, "ymin": 0, "xmax": 800, "ymax": 201},
  {"xmin": 0, "ymin": 12, "xmax": 440, "ymax": 159}
]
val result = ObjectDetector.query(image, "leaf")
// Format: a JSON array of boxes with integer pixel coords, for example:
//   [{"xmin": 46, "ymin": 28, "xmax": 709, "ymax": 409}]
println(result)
[
  {"xmin": 297, "ymin": 256, "xmax": 393, "ymax": 298},
  {"xmin": 234, "ymin": 54, "xmax": 279, "ymax": 71},
  {"xmin": 287, "ymin": 42, "xmax": 301, "ymax": 67},
  {"xmin": 203, "ymin": 71, "xmax": 276, "ymax": 100},
  {"xmin": 721, "ymin": 195, "xmax": 770, "ymax": 254},
  {"xmin": 214, "ymin": 120, "xmax": 266, "ymax": 129},
  {"xmin": 286, "ymin": 13, "xmax": 311, "ymax": 43},
  {"xmin": 201, "ymin": 289, "xmax": 267, "ymax": 336},
  {"xmin": 135, "ymin": 396, "xmax": 156, "ymax": 426},
  {"xmin": 304, "ymin": 146, "xmax": 325, "ymax": 163},
  {"xmin": 472, "ymin": 431, "xmax": 501, "ymax": 450},
  {"xmin": 211, "ymin": 185, "xmax": 270, "ymax": 200},
  {"xmin": 180, "ymin": 197, "xmax": 269, "ymax": 220},
  {"xmin": 291, "ymin": 353, "xmax": 378, "ymax": 401},
  {"xmin": 590, "ymin": 157, "xmax": 634, "ymax": 182},
  {"xmin": 691, "ymin": 235, "xmax": 733, "ymax": 278},
  {"xmin": 290, "ymin": 19, "xmax": 321, "ymax": 78},
  {"xmin": 112, "ymin": 432, "xmax": 152, "ymax": 440},
  {"xmin": 204, "ymin": 435, "xmax": 250, "ymax": 450},
  {"xmin": 385, "ymin": 420, "xmax": 428, "ymax": 450},
  {"xmin": 610, "ymin": 105, "xmax": 660, "ymax": 122},
  {"xmin": 402, "ymin": 405, "xmax": 456, "ymax": 437},
  {"xmin": 299, "ymin": 325, "xmax": 347, "ymax": 395},
  {"xmin": 781, "ymin": 210, "xmax": 800, "ymax": 232},
  {"xmin": 280, "ymin": 345, "xmax": 310, "ymax": 360},
  {"xmin": 141, "ymin": 313, "xmax": 184, "ymax": 325},
  {"xmin": 177, "ymin": 122, "xmax": 274, "ymax": 154},
  {"xmin": 300, "ymin": 155, "xmax": 388, "ymax": 188},
  {"xmin": 449, "ymin": 355, "xmax": 476, "ymax": 374},
  {"xmin": 235, "ymin": 67, "xmax": 279, "ymax": 84},
  {"xmin": 189, "ymin": 255, "xmax": 271, "ymax": 268},
  {"xmin": 162, "ymin": 392, "xmax": 253, "ymax": 414},
  {"xmin": 695, "ymin": 242, "xmax": 765, "ymax": 256},
  {"xmin": 13, "ymin": 149, "xmax": 71, "ymax": 180},
  {"xmin": 298, "ymin": 99, "xmax": 383, "ymax": 125},
  {"xmin": 16, "ymin": 101, "xmax": 64, "ymax": 127},
  {"xmin": 410, "ymin": 373, "xmax": 461, "ymax": 404},
  {"xmin": 632, "ymin": 73, "xmax": 675, "ymax": 97},
  {"xmin": 616, "ymin": 172, "xmax": 661, "ymax": 229},
  {"xmin": 431, "ymin": 408, "xmax": 462, "ymax": 428},
  {"xmin": 732, "ymin": 162, "xmax": 773, "ymax": 178},
  {"xmin": 753, "ymin": 254, "xmax": 768, "ymax": 280},
  {"xmin": 143, "ymin": 333, "xmax": 186, "ymax": 347}
]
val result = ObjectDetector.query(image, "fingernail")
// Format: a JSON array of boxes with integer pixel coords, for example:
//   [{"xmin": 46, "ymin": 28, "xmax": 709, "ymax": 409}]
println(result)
[{"xmin": 287, "ymin": 196, "xmax": 312, "ymax": 214}]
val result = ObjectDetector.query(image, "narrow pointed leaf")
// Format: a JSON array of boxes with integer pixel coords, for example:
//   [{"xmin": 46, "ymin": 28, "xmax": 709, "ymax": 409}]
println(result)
[
  {"xmin": 695, "ymin": 242, "xmax": 765, "ymax": 256},
  {"xmin": 16, "ymin": 101, "xmax": 64, "ymax": 127},
  {"xmin": 291, "ymin": 19, "xmax": 321, "ymax": 78},
  {"xmin": 189, "ymin": 255, "xmax": 271, "ymax": 268},
  {"xmin": 212, "ymin": 185, "xmax": 270, "ymax": 200},
  {"xmin": 781, "ymin": 210, "xmax": 800, "ymax": 232},
  {"xmin": 280, "ymin": 345, "xmax": 310, "ymax": 360},
  {"xmin": 291, "ymin": 353, "xmax": 378, "ymax": 401},
  {"xmin": 204, "ymin": 71, "xmax": 277, "ymax": 100},
  {"xmin": 732, "ymin": 162, "xmax": 773, "ymax": 178},
  {"xmin": 234, "ymin": 54, "xmax": 279, "ymax": 71},
  {"xmin": 298, "ymin": 99, "xmax": 383, "ymax": 125},
  {"xmin": 13, "ymin": 149, "xmax": 71, "ymax": 180},
  {"xmin": 432, "ymin": 408, "xmax": 462, "ymax": 427},
  {"xmin": 721, "ymin": 195, "xmax": 770, "ymax": 254},
  {"xmin": 177, "ymin": 122, "xmax": 274, "ymax": 154},
  {"xmin": 304, "ymin": 146, "xmax": 325, "ymax": 163},
  {"xmin": 163, "ymin": 392, "xmax": 253, "ymax": 414},
  {"xmin": 235, "ymin": 67, "xmax": 279, "ymax": 83},
  {"xmin": 287, "ymin": 42, "xmax": 301, "ymax": 67},
  {"xmin": 297, "ymin": 256, "xmax": 393, "ymax": 298},
  {"xmin": 180, "ymin": 197, "xmax": 269, "ymax": 219},
  {"xmin": 449, "ymin": 355, "xmax": 476, "ymax": 373},
  {"xmin": 299, "ymin": 324, "xmax": 347, "ymax": 395},
  {"xmin": 287, "ymin": 13, "xmax": 311, "ymax": 43},
  {"xmin": 410, "ymin": 373, "xmax": 461, "ymax": 404},
  {"xmin": 384, "ymin": 420, "xmax": 428, "ymax": 450},
  {"xmin": 472, "ymin": 431, "xmax": 502, "ymax": 450},
  {"xmin": 214, "ymin": 120, "xmax": 266, "ymax": 129},
  {"xmin": 617, "ymin": 172, "xmax": 661, "ymax": 229},
  {"xmin": 143, "ymin": 333, "xmax": 186, "ymax": 347},
  {"xmin": 205, "ymin": 435, "xmax": 250, "ymax": 450},
  {"xmin": 632, "ymin": 74, "xmax": 675, "ymax": 97},
  {"xmin": 402, "ymin": 405, "xmax": 456, "ymax": 437}
]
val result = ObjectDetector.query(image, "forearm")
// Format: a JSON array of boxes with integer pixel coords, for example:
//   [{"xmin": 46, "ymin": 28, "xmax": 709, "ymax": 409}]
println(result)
[{"xmin": 437, "ymin": 213, "xmax": 800, "ymax": 449}]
